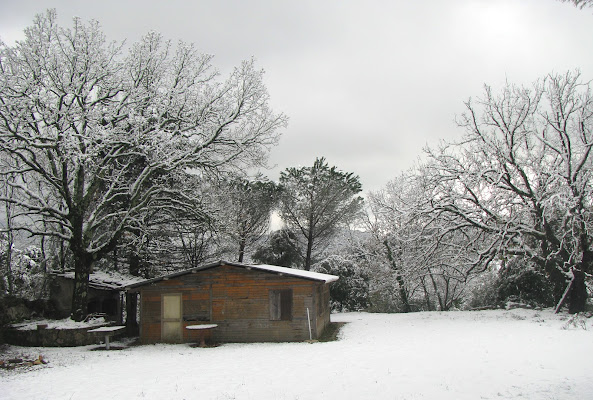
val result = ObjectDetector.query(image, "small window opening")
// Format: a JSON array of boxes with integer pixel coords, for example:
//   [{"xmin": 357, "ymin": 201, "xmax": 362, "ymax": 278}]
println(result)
[{"xmin": 269, "ymin": 289, "xmax": 293, "ymax": 321}]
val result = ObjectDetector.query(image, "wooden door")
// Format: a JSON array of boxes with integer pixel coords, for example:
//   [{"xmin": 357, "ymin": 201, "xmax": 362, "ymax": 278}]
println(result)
[{"xmin": 162, "ymin": 293, "xmax": 182, "ymax": 342}]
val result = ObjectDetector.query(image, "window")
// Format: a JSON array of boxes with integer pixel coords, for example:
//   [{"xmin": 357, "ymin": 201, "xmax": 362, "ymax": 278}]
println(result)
[{"xmin": 269, "ymin": 289, "xmax": 293, "ymax": 321}]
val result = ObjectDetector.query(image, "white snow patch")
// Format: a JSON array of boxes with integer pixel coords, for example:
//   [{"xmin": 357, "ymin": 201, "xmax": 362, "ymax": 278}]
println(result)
[
  {"xmin": 1, "ymin": 309, "xmax": 592, "ymax": 399},
  {"xmin": 56, "ymin": 270, "xmax": 145, "ymax": 289},
  {"xmin": 248, "ymin": 263, "xmax": 339, "ymax": 282}
]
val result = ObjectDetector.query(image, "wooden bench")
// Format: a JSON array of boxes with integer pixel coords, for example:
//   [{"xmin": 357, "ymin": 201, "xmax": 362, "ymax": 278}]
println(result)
[
  {"xmin": 88, "ymin": 326, "xmax": 126, "ymax": 350},
  {"xmin": 185, "ymin": 324, "xmax": 218, "ymax": 347}
]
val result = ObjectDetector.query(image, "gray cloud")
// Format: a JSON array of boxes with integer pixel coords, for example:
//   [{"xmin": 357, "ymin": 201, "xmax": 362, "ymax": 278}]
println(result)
[{"xmin": 1, "ymin": 0, "xmax": 592, "ymax": 192}]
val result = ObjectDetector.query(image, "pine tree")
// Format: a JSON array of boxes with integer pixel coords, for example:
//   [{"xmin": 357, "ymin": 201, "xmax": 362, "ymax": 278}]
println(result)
[{"xmin": 279, "ymin": 158, "xmax": 363, "ymax": 270}]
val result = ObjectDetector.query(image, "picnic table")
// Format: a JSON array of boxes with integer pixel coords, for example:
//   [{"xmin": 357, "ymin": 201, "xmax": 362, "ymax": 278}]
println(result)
[
  {"xmin": 88, "ymin": 326, "xmax": 126, "ymax": 350},
  {"xmin": 185, "ymin": 324, "xmax": 218, "ymax": 347}
]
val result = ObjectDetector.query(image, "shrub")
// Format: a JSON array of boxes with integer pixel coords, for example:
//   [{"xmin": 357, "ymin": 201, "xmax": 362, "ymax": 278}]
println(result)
[
  {"xmin": 496, "ymin": 258, "xmax": 555, "ymax": 307},
  {"xmin": 313, "ymin": 255, "xmax": 369, "ymax": 312}
]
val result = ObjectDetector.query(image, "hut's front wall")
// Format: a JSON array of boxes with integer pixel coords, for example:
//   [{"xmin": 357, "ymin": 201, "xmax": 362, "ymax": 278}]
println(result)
[{"xmin": 139, "ymin": 265, "xmax": 331, "ymax": 343}]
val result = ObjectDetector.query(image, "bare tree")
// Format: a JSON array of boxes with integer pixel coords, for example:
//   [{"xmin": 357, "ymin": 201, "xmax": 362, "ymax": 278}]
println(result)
[
  {"xmin": 0, "ymin": 10, "xmax": 287, "ymax": 320},
  {"xmin": 215, "ymin": 175, "xmax": 279, "ymax": 262},
  {"xmin": 367, "ymin": 175, "xmax": 417, "ymax": 312},
  {"xmin": 558, "ymin": 0, "xmax": 593, "ymax": 9},
  {"xmin": 279, "ymin": 158, "xmax": 363, "ymax": 270},
  {"xmin": 369, "ymin": 168, "xmax": 489, "ymax": 311},
  {"xmin": 425, "ymin": 71, "xmax": 593, "ymax": 313}
]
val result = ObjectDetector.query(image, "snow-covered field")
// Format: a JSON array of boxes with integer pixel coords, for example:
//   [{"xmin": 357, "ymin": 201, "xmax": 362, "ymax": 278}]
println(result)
[{"xmin": 2, "ymin": 309, "xmax": 592, "ymax": 400}]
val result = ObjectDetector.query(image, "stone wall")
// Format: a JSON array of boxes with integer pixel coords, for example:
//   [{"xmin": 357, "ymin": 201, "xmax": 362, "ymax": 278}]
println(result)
[
  {"xmin": 0, "ymin": 296, "xmax": 58, "ymax": 325},
  {"xmin": 0, "ymin": 297, "xmax": 58, "ymax": 345},
  {"xmin": 4, "ymin": 325, "xmax": 112, "ymax": 347}
]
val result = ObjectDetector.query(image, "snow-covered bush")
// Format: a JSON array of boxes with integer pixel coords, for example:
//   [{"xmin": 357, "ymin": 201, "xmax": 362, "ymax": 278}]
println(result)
[
  {"xmin": 465, "ymin": 259, "xmax": 555, "ymax": 310},
  {"xmin": 495, "ymin": 259, "xmax": 555, "ymax": 308},
  {"xmin": 367, "ymin": 280, "xmax": 406, "ymax": 313},
  {"xmin": 313, "ymin": 255, "xmax": 369, "ymax": 312},
  {"xmin": 1, "ymin": 242, "xmax": 48, "ymax": 301}
]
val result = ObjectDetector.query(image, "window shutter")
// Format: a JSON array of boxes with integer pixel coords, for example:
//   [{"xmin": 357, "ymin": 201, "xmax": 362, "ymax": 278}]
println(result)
[{"xmin": 269, "ymin": 290, "xmax": 281, "ymax": 320}]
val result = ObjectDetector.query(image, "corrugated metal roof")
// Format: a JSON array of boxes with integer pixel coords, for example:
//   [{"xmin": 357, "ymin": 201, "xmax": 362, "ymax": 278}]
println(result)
[{"xmin": 125, "ymin": 260, "xmax": 338, "ymax": 289}]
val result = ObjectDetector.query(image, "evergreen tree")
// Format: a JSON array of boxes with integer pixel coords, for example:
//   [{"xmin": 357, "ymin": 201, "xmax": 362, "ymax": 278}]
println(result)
[
  {"xmin": 279, "ymin": 158, "xmax": 363, "ymax": 270},
  {"xmin": 252, "ymin": 229, "xmax": 302, "ymax": 267}
]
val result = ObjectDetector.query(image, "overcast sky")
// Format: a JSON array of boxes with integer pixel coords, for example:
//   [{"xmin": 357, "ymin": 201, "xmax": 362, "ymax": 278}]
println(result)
[{"xmin": 1, "ymin": 0, "xmax": 592, "ymax": 193}]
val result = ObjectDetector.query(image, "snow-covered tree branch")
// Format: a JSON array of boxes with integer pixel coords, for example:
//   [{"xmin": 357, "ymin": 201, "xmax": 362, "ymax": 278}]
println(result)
[
  {"xmin": 424, "ymin": 71, "xmax": 593, "ymax": 313},
  {"xmin": 0, "ymin": 10, "xmax": 287, "ymax": 320}
]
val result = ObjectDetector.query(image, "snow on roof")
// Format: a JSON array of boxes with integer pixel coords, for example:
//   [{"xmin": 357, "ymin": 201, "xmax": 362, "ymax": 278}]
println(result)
[
  {"xmin": 55, "ymin": 270, "xmax": 145, "ymax": 290},
  {"xmin": 126, "ymin": 260, "xmax": 338, "ymax": 289},
  {"xmin": 246, "ymin": 264, "xmax": 339, "ymax": 283},
  {"xmin": 11, "ymin": 316, "xmax": 107, "ymax": 331}
]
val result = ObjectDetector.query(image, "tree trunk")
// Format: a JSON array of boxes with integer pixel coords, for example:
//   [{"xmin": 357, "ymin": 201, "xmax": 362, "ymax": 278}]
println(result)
[
  {"xmin": 420, "ymin": 277, "xmax": 433, "ymax": 311},
  {"xmin": 568, "ymin": 248, "xmax": 593, "ymax": 313},
  {"xmin": 383, "ymin": 240, "xmax": 411, "ymax": 313},
  {"xmin": 427, "ymin": 268, "xmax": 445, "ymax": 311},
  {"xmin": 129, "ymin": 253, "xmax": 141, "ymax": 276},
  {"xmin": 544, "ymin": 259, "xmax": 570, "ymax": 303},
  {"xmin": 4, "ymin": 196, "xmax": 14, "ymax": 294},
  {"xmin": 4, "ymin": 226, "xmax": 13, "ymax": 295},
  {"xmin": 59, "ymin": 236, "xmax": 66, "ymax": 271},
  {"xmin": 304, "ymin": 234, "xmax": 314, "ymax": 271},
  {"xmin": 568, "ymin": 269, "xmax": 587, "ymax": 314},
  {"xmin": 238, "ymin": 238, "xmax": 246, "ymax": 263},
  {"xmin": 113, "ymin": 245, "xmax": 118, "ymax": 272},
  {"xmin": 126, "ymin": 292, "xmax": 139, "ymax": 336},
  {"xmin": 70, "ymin": 251, "xmax": 92, "ymax": 321}
]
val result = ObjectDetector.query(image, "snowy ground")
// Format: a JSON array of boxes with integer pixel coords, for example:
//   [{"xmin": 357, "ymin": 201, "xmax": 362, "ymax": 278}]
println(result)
[{"xmin": 1, "ymin": 309, "xmax": 592, "ymax": 400}]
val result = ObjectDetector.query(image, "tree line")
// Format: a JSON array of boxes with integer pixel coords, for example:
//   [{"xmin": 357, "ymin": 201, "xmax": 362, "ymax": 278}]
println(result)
[
  {"xmin": 367, "ymin": 71, "xmax": 593, "ymax": 314},
  {"xmin": 1, "ymin": 9, "xmax": 592, "ymax": 320}
]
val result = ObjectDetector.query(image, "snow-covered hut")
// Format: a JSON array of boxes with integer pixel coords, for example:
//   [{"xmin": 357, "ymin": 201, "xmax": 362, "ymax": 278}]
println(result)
[
  {"xmin": 125, "ymin": 260, "xmax": 338, "ymax": 344},
  {"xmin": 50, "ymin": 271, "xmax": 143, "ymax": 324}
]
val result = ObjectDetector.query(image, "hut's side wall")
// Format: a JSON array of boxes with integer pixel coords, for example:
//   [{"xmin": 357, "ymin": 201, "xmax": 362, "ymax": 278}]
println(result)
[
  {"xmin": 314, "ymin": 283, "xmax": 332, "ymax": 338},
  {"xmin": 138, "ymin": 265, "xmax": 331, "ymax": 343},
  {"xmin": 49, "ymin": 276, "xmax": 121, "ymax": 321}
]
